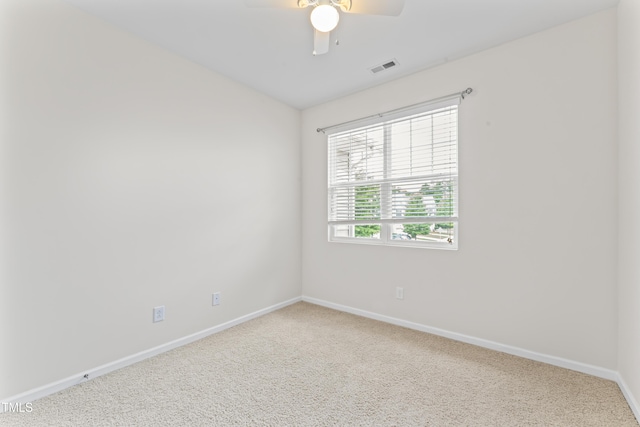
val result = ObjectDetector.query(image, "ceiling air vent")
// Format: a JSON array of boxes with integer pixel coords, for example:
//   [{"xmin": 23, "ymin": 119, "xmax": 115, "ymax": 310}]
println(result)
[{"xmin": 370, "ymin": 59, "xmax": 399, "ymax": 74}]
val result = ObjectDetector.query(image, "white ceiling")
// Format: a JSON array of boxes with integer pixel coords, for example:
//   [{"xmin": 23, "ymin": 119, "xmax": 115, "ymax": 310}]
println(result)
[{"xmin": 63, "ymin": 0, "xmax": 618, "ymax": 109}]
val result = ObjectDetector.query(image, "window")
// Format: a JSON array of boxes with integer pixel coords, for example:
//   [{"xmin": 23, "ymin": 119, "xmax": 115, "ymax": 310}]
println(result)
[{"xmin": 327, "ymin": 97, "xmax": 459, "ymax": 249}]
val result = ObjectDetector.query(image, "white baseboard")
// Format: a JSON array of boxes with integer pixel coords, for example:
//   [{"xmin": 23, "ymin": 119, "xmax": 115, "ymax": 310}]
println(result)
[
  {"xmin": 617, "ymin": 374, "xmax": 640, "ymax": 422},
  {"xmin": 0, "ymin": 296, "xmax": 302, "ymax": 410},
  {"xmin": 301, "ymin": 296, "xmax": 618, "ymax": 381}
]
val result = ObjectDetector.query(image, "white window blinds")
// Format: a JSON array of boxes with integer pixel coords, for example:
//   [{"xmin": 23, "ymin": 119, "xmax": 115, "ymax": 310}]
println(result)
[{"xmin": 327, "ymin": 96, "xmax": 459, "ymax": 247}]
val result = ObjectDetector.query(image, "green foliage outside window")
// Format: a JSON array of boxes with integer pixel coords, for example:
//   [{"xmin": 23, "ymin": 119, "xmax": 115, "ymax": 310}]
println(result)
[
  {"xmin": 354, "ymin": 184, "xmax": 380, "ymax": 237},
  {"xmin": 402, "ymin": 193, "xmax": 432, "ymax": 239},
  {"xmin": 402, "ymin": 181, "xmax": 455, "ymax": 238},
  {"xmin": 422, "ymin": 181, "xmax": 454, "ymax": 230}
]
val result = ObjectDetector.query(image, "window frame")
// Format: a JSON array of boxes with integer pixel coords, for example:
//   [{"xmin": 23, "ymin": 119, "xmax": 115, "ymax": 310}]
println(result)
[{"xmin": 326, "ymin": 97, "xmax": 461, "ymax": 250}]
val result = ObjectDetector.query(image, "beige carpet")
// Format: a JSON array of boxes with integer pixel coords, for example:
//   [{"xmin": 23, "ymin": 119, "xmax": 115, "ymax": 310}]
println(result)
[{"xmin": 1, "ymin": 302, "xmax": 637, "ymax": 426}]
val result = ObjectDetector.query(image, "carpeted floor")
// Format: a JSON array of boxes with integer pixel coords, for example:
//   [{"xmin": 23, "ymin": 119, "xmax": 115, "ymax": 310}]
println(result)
[{"xmin": 1, "ymin": 302, "xmax": 637, "ymax": 426}]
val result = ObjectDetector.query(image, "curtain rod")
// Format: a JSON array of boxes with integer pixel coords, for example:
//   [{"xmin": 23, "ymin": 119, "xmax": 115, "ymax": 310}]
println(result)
[{"xmin": 316, "ymin": 87, "xmax": 473, "ymax": 134}]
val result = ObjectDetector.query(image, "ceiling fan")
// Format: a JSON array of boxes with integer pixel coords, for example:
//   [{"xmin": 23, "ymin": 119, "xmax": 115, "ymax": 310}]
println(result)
[{"xmin": 244, "ymin": 0, "xmax": 405, "ymax": 55}]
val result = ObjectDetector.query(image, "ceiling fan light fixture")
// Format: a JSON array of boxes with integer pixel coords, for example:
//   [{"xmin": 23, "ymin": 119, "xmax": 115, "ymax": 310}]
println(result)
[
  {"xmin": 330, "ymin": 0, "xmax": 352, "ymax": 13},
  {"xmin": 298, "ymin": 0, "xmax": 319, "ymax": 8},
  {"xmin": 310, "ymin": 4, "xmax": 340, "ymax": 32}
]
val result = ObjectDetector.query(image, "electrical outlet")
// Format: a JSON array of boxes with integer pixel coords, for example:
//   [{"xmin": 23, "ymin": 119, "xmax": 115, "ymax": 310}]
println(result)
[
  {"xmin": 212, "ymin": 292, "xmax": 221, "ymax": 306},
  {"xmin": 153, "ymin": 305, "xmax": 165, "ymax": 322},
  {"xmin": 396, "ymin": 287, "xmax": 404, "ymax": 300}
]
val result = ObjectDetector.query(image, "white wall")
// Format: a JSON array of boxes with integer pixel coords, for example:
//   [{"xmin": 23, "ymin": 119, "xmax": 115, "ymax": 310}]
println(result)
[
  {"xmin": 0, "ymin": 0, "xmax": 301, "ymax": 398},
  {"xmin": 302, "ymin": 10, "xmax": 618, "ymax": 369},
  {"xmin": 618, "ymin": 0, "xmax": 640, "ymax": 416}
]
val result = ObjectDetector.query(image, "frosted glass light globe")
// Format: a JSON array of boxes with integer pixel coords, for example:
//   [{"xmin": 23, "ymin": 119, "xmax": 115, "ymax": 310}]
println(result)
[{"xmin": 310, "ymin": 5, "xmax": 339, "ymax": 33}]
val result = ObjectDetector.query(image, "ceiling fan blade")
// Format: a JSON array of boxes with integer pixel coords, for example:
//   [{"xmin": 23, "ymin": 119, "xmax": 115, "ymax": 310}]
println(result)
[
  {"xmin": 313, "ymin": 30, "xmax": 330, "ymax": 56},
  {"xmin": 346, "ymin": 0, "xmax": 405, "ymax": 16},
  {"xmin": 243, "ymin": 0, "xmax": 297, "ymax": 8}
]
